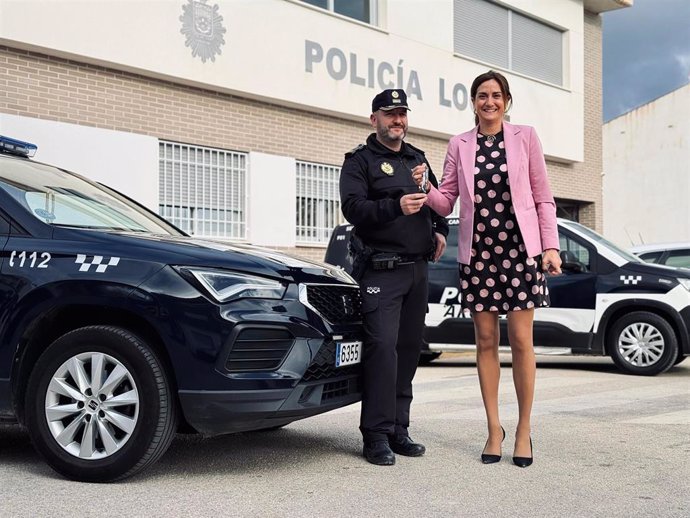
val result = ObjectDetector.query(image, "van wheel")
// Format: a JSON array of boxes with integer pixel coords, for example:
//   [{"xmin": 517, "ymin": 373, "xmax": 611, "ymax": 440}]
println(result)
[
  {"xmin": 25, "ymin": 326, "xmax": 178, "ymax": 482},
  {"xmin": 607, "ymin": 312, "xmax": 678, "ymax": 376}
]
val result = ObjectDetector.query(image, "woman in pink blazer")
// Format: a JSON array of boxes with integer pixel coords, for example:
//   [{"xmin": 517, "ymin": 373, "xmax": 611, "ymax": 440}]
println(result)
[{"xmin": 416, "ymin": 71, "xmax": 561, "ymax": 467}]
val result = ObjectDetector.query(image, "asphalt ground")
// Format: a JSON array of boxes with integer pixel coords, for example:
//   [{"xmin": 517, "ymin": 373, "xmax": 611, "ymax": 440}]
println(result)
[{"xmin": 1, "ymin": 353, "xmax": 688, "ymax": 518}]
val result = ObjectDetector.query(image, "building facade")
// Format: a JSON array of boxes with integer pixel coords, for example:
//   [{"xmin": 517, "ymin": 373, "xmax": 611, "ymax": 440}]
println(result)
[
  {"xmin": 603, "ymin": 83, "xmax": 690, "ymax": 247},
  {"xmin": 0, "ymin": 0, "xmax": 629, "ymax": 261}
]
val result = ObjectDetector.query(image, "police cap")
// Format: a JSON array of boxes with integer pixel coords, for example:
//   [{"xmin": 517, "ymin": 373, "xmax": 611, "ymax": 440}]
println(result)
[{"xmin": 371, "ymin": 89, "xmax": 410, "ymax": 113}]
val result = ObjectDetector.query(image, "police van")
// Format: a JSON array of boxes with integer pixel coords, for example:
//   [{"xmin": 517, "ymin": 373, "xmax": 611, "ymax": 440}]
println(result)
[
  {"xmin": 0, "ymin": 136, "xmax": 363, "ymax": 482},
  {"xmin": 325, "ymin": 218, "xmax": 690, "ymax": 376}
]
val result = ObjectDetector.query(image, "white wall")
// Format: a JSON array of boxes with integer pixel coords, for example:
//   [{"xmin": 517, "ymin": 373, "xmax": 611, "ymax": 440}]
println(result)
[
  {"xmin": 0, "ymin": 114, "xmax": 159, "ymax": 210},
  {"xmin": 603, "ymin": 84, "xmax": 690, "ymax": 247},
  {"xmin": 0, "ymin": 0, "xmax": 585, "ymax": 162},
  {"xmin": 0, "ymin": 115, "xmax": 299, "ymax": 245},
  {"xmin": 247, "ymin": 152, "xmax": 296, "ymax": 247}
]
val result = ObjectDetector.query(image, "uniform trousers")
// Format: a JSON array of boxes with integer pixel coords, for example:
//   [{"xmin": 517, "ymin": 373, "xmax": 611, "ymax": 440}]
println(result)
[{"xmin": 358, "ymin": 259, "xmax": 428, "ymax": 442}]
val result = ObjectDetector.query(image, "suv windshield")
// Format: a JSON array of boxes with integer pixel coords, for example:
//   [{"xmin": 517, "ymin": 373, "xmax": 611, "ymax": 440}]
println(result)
[
  {"xmin": 0, "ymin": 158, "xmax": 181, "ymax": 235},
  {"xmin": 562, "ymin": 220, "xmax": 641, "ymax": 264}
]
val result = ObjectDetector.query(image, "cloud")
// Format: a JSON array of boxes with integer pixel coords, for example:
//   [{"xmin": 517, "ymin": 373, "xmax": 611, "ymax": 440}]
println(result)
[
  {"xmin": 603, "ymin": 0, "xmax": 690, "ymax": 120},
  {"xmin": 674, "ymin": 52, "xmax": 690, "ymax": 81}
]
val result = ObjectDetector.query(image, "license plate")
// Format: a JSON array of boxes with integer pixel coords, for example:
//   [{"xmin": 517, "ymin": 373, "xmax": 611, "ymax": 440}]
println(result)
[{"xmin": 335, "ymin": 341, "xmax": 362, "ymax": 367}]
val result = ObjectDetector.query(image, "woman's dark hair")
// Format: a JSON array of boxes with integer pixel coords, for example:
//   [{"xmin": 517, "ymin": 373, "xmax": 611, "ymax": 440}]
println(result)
[{"xmin": 470, "ymin": 70, "xmax": 512, "ymax": 125}]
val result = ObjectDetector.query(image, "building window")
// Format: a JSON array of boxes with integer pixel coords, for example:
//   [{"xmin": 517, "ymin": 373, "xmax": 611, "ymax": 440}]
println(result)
[
  {"xmin": 300, "ymin": 0, "xmax": 377, "ymax": 25},
  {"xmin": 159, "ymin": 141, "xmax": 247, "ymax": 239},
  {"xmin": 296, "ymin": 160, "xmax": 345, "ymax": 245},
  {"xmin": 453, "ymin": 0, "xmax": 563, "ymax": 86},
  {"xmin": 556, "ymin": 199, "xmax": 580, "ymax": 222}
]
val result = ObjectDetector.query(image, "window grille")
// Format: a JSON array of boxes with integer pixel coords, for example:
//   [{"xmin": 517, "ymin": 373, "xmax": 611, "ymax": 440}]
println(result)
[
  {"xmin": 159, "ymin": 141, "xmax": 247, "ymax": 239},
  {"xmin": 296, "ymin": 160, "xmax": 345, "ymax": 245},
  {"xmin": 454, "ymin": 0, "xmax": 563, "ymax": 86}
]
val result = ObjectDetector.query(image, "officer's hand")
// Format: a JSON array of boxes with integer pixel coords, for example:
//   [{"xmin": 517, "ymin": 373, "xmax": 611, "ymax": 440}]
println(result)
[
  {"xmin": 433, "ymin": 232, "xmax": 446, "ymax": 262},
  {"xmin": 542, "ymin": 248, "xmax": 562, "ymax": 275},
  {"xmin": 411, "ymin": 164, "xmax": 430, "ymax": 192},
  {"xmin": 400, "ymin": 193, "xmax": 427, "ymax": 215}
]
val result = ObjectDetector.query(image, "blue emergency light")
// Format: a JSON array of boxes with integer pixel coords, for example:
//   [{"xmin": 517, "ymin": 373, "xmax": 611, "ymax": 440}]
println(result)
[{"xmin": 0, "ymin": 135, "xmax": 38, "ymax": 158}]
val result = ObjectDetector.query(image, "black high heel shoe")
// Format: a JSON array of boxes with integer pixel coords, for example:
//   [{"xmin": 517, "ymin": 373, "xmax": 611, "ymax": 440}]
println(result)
[
  {"xmin": 481, "ymin": 426, "xmax": 505, "ymax": 464},
  {"xmin": 512, "ymin": 436, "xmax": 533, "ymax": 468}
]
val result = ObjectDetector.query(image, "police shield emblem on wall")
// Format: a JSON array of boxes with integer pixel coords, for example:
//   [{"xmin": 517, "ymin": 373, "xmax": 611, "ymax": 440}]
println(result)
[{"xmin": 180, "ymin": 0, "xmax": 227, "ymax": 63}]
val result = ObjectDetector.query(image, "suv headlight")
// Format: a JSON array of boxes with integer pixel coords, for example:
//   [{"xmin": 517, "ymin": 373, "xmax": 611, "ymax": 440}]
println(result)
[
  {"xmin": 677, "ymin": 278, "xmax": 690, "ymax": 292},
  {"xmin": 177, "ymin": 267, "xmax": 286, "ymax": 303}
]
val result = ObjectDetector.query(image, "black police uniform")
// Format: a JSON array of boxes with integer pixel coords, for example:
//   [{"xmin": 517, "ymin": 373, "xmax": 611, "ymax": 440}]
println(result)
[{"xmin": 340, "ymin": 132, "xmax": 448, "ymax": 444}]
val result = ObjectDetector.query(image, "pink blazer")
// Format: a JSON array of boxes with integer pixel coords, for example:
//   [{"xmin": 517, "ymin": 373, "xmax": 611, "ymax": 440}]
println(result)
[{"xmin": 427, "ymin": 122, "xmax": 559, "ymax": 265}]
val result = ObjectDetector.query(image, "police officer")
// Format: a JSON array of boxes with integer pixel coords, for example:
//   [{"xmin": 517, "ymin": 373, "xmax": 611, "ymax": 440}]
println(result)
[{"xmin": 340, "ymin": 89, "xmax": 448, "ymax": 465}]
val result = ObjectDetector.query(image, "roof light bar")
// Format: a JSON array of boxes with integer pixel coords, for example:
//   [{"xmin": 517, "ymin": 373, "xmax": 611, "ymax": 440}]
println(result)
[{"xmin": 0, "ymin": 135, "xmax": 38, "ymax": 158}]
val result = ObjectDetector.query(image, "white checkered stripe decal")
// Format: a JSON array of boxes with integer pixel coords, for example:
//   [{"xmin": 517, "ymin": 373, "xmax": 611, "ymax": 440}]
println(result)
[
  {"xmin": 75, "ymin": 254, "xmax": 121, "ymax": 273},
  {"xmin": 620, "ymin": 275, "xmax": 642, "ymax": 285},
  {"xmin": 366, "ymin": 287, "xmax": 380, "ymax": 294}
]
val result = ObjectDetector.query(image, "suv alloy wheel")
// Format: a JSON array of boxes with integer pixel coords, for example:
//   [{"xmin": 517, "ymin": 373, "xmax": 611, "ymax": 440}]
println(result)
[{"xmin": 25, "ymin": 326, "xmax": 178, "ymax": 482}]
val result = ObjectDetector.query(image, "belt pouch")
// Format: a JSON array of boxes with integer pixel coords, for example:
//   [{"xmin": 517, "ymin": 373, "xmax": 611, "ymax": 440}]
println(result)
[{"xmin": 371, "ymin": 253, "xmax": 400, "ymax": 270}]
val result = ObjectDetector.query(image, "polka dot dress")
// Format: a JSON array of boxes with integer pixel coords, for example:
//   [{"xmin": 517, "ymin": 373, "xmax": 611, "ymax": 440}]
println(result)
[{"xmin": 459, "ymin": 131, "xmax": 550, "ymax": 314}]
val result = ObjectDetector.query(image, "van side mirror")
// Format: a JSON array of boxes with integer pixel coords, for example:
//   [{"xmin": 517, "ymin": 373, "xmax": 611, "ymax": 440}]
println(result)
[{"xmin": 559, "ymin": 251, "xmax": 587, "ymax": 273}]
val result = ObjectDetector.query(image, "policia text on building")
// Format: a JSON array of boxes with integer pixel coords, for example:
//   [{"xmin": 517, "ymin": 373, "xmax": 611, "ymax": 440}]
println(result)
[{"xmin": 305, "ymin": 40, "xmax": 470, "ymax": 112}]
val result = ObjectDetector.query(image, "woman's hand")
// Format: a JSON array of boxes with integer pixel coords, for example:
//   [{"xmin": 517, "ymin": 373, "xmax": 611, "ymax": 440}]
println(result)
[
  {"xmin": 542, "ymin": 248, "xmax": 562, "ymax": 275},
  {"xmin": 411, "ymin": 164, "xmax": 430, "ymax": 192}
]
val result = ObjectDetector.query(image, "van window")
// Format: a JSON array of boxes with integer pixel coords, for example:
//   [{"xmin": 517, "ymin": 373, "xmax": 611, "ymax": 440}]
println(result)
[
  {"xmin": 638, "ymin": 251, "xmax": 664, "ymax": 264},
  {"xmin": 665, "ymin": 250, "xmax": 690, "ymax": 268},
  {"xmin": 559, "ymin": 234, "xmax": 591, "ymax": 270}
]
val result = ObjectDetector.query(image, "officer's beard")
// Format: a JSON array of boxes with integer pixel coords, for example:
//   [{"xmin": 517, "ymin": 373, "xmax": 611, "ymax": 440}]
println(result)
[{"xmin": 377, "ymin": 124, "xmax": 407, "ymax": 146}]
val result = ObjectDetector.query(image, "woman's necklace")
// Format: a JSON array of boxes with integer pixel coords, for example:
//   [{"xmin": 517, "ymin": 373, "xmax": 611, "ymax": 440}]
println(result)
[{"xmin": 481, "ymin": 127, "xmax": 501, "ymax": 144}]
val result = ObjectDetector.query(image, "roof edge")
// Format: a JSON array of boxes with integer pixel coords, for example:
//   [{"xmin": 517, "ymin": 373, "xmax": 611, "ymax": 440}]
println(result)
[{"xmin": 583, "ymin": 0, "xmax": 633, "ymax": 14}]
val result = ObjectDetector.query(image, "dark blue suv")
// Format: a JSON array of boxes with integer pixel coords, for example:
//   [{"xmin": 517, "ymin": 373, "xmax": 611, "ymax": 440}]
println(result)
[{"xmin": 0, "ymin": 137, "xmax": 363, "ymax": 481}]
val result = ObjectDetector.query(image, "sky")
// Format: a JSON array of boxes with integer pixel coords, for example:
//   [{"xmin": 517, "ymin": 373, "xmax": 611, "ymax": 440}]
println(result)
[{"xmin": 602, "ymin": 0, "xmax": 690, "ymax": 122}]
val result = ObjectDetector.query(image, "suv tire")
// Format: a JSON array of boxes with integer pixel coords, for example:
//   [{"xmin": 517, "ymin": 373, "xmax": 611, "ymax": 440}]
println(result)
[
  {"xmin": 25, "ymin": 325, "xmax": 178, "ymax": 482},
  {"xmin": 607, "ymin": 312, "xmax": 678, "ymax": 376},
  {"xmin": 673, "ymin": 350, "xmax": 687, "ymax": 366}
]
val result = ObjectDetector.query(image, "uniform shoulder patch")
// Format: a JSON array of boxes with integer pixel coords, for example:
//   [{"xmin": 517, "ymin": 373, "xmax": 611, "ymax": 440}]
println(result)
[{"xmin": 345, "ymin": 143, "xmax": 366, "ymax": 158}]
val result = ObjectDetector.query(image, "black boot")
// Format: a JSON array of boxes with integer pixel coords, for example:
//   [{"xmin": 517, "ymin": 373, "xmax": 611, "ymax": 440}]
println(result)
[
  {"xmin": 363, "ymin": 440, "xmax": 396, "ymax": 465},
  {"xmin": 389, "ymin": 435, "xmax": 426, "ymax": 457}
]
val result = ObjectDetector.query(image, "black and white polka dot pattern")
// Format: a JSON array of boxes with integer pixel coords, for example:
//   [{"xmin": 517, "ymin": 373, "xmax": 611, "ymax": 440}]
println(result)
[{"xmin": 459, "ymin": 131, "xmax": 550, "ymax": 314}]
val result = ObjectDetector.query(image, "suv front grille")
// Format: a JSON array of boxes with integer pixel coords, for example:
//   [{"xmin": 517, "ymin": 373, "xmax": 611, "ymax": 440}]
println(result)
[
  {"xmin": 300, "ymin": 284, "xmax": 362, "ymax": 324},
  {"xmin": 225, "ymin": 328, "xmax": 294, "ymax": 372},
  {"xmin": 302, "ymin": 340, "xmax": 362, "ymax": 382},
  {"xmin": 322, "ymin": 378, "xmax": 360, "ymax": 402}
]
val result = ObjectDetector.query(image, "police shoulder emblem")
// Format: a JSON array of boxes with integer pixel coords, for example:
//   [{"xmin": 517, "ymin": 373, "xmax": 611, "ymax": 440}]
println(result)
[{"xmin": 380, "ymin": 162, "xmax": 394, "ymax": 175}]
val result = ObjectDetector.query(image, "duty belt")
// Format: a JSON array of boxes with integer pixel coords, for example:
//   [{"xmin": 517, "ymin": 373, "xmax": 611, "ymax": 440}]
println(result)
[
  {"xmin": 370, "ymin": 252, "xmax": 426, "ymax": 270},
  {"xmin": 397, "ymin": 254, "xmax": 426, "ymax": 263}
]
